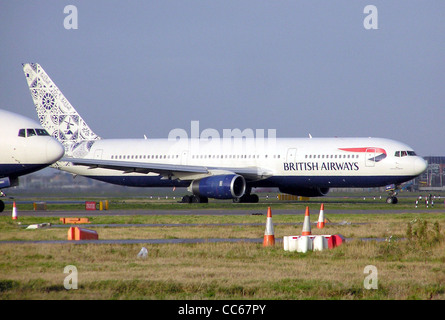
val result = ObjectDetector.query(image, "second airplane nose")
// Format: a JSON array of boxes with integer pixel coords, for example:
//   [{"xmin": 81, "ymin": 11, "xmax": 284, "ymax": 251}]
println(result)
[{"xmin": 46, "ymin": 138, "xmax": 65, "ymax": 163}]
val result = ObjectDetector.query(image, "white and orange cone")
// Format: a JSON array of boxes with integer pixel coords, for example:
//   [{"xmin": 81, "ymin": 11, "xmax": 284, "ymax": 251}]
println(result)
[
  {"xmin": 12, "ymin": 201, "xmax": 17, "ymax": 220},
  {"xmin": 317, "ymin": 203, "xmax": 325, "ymax": 229},
  {"xmin": 302, "ymin": 206, "xmax": 311, "ymax": 236},
  {"xmin": 263, "ymin": 207, "xmax": 275, "ymax": 247}
]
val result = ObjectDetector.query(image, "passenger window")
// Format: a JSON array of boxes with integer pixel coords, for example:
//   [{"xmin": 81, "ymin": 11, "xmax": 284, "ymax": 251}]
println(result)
[
  {"xmin": 18, "ymin": 129, "xmax": 26, "ymax": 137},
  {"xmin": 27, "ymin": 129, "xmax": 36, "ymax": 137}
]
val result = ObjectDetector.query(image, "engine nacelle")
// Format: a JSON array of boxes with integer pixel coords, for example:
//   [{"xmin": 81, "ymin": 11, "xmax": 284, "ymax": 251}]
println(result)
[
  {"xmin": 279, "ymin": 186, "xmax": 330, "ymax": 197},
  {"xmin": 0, "ymin": 177, "xmax": 19, "ymax": 189},
  {"xmin": 191, "ymin": 174, "xmax": 246, "ymax": 199}
]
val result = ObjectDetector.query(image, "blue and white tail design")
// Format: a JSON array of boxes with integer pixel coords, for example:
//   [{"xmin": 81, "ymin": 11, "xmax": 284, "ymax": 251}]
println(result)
[{"xmin": 22, "ymin": 63, "xmax": 100, "ymax": 156}]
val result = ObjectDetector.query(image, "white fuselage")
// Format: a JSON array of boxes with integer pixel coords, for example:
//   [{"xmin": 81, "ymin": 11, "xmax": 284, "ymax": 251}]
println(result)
[{"xmin": 59, "ymin": 136, "xmax": 427, "ymax": 190}]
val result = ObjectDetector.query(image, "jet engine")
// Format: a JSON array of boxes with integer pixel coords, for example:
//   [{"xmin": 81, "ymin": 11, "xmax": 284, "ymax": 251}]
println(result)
[{"xmin": 190, "ymin": 174, "xmax": 246, "ymax": 199}]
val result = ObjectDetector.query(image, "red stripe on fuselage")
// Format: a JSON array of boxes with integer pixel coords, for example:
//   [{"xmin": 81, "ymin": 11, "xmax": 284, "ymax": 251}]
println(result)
[{"xmin": 338, "ymin": 147, "xmax": 387, "ymax": 155}]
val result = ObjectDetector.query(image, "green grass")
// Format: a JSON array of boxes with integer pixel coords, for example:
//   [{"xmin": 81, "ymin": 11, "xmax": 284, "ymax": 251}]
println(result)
[
  {"xmin": 1, "ymin": 194, "xmax": 445, "ymax": 300},
  {"xmin": 3, "ymin": 191, "xmax": 443, "ymax": 212}
]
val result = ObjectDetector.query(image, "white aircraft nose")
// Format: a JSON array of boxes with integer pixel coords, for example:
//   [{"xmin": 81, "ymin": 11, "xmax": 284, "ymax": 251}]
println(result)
[
  {"xmin": 414, "ymin": 157, "xmax": 428, "ymax": 175},
  {"xmin": 46, "ymin": 138, "xmax": 65, "ymax": 163}
]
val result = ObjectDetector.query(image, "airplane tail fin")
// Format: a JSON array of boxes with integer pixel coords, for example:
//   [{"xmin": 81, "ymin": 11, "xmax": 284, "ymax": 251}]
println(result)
[{"xmin": 22, "ymin": 63, "xmax": 100, "ymax": 155}]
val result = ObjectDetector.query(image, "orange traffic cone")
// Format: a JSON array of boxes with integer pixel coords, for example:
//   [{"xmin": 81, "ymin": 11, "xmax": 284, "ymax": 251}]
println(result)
[
  {"xmin": 317, "ymin": 203, "xmax": 325, "ymax": 229},
  {"xmin": 302, "ymin": 206, "xmax": 311, "ymax": 235},
  {"xmin": 12, "ymin": 201, "xmax": 17, "ymax": 220},
  {"xmin": 263, "ymin": 207, "xmax": 275, "ymax": 247}
]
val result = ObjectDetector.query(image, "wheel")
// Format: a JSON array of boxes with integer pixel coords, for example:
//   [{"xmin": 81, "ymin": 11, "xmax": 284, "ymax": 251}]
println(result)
[
  {"xmin": 386, "ymin": 196, "xmax": 398, "ymax": 204},
  {"xmin": 181, "ymin": 195, "xmax": 192, "ymax": 203},
  {"xmin": 233, "ymin": 194, "xmax": 259, "ymax": 203},
  {"xmin": 191, "ymin": 195, "xmax": 209, "ymax": 203},
  {"xmin": 0, "ymin": 200, "xmax": 4, "ymax": 212}
]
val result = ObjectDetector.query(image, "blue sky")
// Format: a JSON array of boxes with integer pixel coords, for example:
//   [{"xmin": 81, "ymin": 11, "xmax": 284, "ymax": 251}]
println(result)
[{"xmin": 1, "ymin": 1, "xmax": 444, "ymax": 156}]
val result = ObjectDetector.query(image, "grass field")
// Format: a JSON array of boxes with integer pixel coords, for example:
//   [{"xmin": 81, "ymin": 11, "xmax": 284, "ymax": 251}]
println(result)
[{"xmin": 1, "ymin": 193, "xmax": 445, "ymax": 300}]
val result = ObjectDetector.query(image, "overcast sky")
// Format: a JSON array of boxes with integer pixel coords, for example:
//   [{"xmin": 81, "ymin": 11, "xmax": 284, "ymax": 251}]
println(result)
[{"xmin": 1, "ymin": 1, "xmax": 444, "ymax": 156}]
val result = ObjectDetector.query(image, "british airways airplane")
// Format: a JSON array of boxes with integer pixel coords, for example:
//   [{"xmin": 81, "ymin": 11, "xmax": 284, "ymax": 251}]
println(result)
[
  {"xmin": 22, "ymin": 63, "xmax": 427, "ymax": 204},
  {"xmin": 0, "ymin": 109, "xmax": 65, "ymax": 211}
]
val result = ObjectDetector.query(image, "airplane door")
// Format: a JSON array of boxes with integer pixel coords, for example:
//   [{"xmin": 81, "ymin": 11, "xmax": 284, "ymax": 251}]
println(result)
[
  {"xmin": 365, "ymin": 148, "xmax": 376, "ymax": 167},
  {"xmin": 94, "ymin": 149, "xmax": 103, "ymax": 160},
  {"xmin": 286, "ymin": 148, "xmax": 297, "ymax": 162},
  {"xmin": 181, "ymin": 150, "xmax": 188, "ymax": 165}
]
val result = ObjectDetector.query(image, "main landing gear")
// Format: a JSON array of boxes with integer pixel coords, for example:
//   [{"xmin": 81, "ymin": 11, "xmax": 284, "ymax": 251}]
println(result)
[
  {"xmin": 180, "ymin": 193, "xmax": 260, "ymax": 204},
  {"xmin": 0, "ymin": 190, "xmax": 6, "ymax": 212},
  {"xmin": 233, "ymin": 187, "xmax": 259, "ymax": 203},
  {"xmin": 232, "ymin": 193, "xmax": 259, "ymax": 203},
  {"xmin": 181, "ymin": 195, "xmax": 209, "ymax": 203}
]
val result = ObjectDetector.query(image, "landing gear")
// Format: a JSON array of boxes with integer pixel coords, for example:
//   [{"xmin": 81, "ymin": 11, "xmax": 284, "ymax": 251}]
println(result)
[
  {"xmin": 233, "ymin": 194, "xmax": 259, "ymax": 203},
  {"xmin": 386, "ymin": 196, "xmax": 398, "ymax": 204},
  {"xmin": 0, "ymin": 190, "xmax": 5, "ymax": 212},
  {"xmin": 386, "ymin": 184, "xmax": 400, "ymax": 205},
  {"xmin": 181, "ymin": 195, "xmax": 208, "ymax": 203}
]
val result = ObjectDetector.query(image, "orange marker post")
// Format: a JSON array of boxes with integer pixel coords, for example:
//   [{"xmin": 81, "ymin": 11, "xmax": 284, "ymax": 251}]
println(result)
[
  {"xmin": 317, "ymin": 203, "xmax": 325, "ymax": 229},
  {"xmin": 263, "ymin": 207, "xmax": 275, "ymax": 247},
  {"xmin": 11, "ymin": 201, "xmax": 17, "ymax": 220},
  {"xmin": 302, "ymin": 206, "xmax": 311, "ymax": 236}
]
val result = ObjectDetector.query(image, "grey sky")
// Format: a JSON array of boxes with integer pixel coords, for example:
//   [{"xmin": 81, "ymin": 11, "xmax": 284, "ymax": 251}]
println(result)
[{"xmin": 1, "ymin": 1, "xmax": 444, "ymax": 156}]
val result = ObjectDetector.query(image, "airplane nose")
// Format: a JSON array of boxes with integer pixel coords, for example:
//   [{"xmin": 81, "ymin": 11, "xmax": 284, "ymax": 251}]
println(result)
[
  {"xmin": 46, "ymin": 138, "xmax": 65, "ymax": 163},
  {"xmin": 414, "ymin": 157, "xmax": 428, "ymax": 175}
]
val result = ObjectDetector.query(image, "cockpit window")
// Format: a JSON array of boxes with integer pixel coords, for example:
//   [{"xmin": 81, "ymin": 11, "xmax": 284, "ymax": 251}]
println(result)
[
  {"xmin": 395, "ymin": 150, "xmax": 417, "ymax": 157},
  {"xmin": 35, "ymin": 129, "xmax": 49, "ymax": 136},
  {"xmin": 18, "ymin": 128, "xmax": 49, "ymax": 137}
]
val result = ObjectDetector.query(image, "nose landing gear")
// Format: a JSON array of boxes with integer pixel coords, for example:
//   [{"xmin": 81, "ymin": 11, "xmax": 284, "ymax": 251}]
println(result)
[{"xmin": 386, "ymin": 184, "xmax": 400, "ymax": 204}]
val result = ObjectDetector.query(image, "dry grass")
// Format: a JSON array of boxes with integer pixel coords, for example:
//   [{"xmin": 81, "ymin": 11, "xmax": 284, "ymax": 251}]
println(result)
[{"xmin": 1, "ymin": 212, "xmax": 445, "ymax": 300}]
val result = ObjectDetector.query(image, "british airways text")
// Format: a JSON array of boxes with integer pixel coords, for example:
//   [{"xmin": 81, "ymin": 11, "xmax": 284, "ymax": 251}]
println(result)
[{"xmin": 283, "ymin": 162, "xmax": 360, "ymax": 171}]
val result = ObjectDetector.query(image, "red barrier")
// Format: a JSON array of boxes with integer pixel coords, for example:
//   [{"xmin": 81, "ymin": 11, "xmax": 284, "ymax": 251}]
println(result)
[
  {"xmin": 85, "ymin": 201, "xmax": 96, "ymax": 210},
  {"xmin": 60, "ymin": 217, "xmax": 90, "ymax": 224},
  {"xmin": 67, "ymin": 227, "xmax": 98, "ymax": 240},
  {"xmin": 328, "ymin": 234, "xmax": 345, "ymax": 249}
]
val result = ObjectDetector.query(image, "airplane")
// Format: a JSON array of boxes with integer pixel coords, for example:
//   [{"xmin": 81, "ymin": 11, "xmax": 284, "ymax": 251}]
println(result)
[
  {"xmin": 0, "ymin": 108, "xmax": 65, "ymax": 212},
  {"xmin": 22, "ymin": 63, "xmax": 428, "ymax": 204}
]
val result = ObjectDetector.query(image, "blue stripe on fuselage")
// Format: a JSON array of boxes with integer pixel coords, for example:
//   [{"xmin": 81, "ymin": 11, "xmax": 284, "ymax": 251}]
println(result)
[
  {"xmin": 0, "ymin": 164, "xmax": 52, "ymax": 178},
  {"xmin": 86, "ymin": 174, "xmax": 418, "ymax": 189}
]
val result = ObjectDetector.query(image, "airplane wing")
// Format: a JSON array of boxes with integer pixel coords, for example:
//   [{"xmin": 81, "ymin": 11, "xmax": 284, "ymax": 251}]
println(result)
[{"xmin": 61, "ymin": 157, "xmax": 272, "ymax": 181}]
